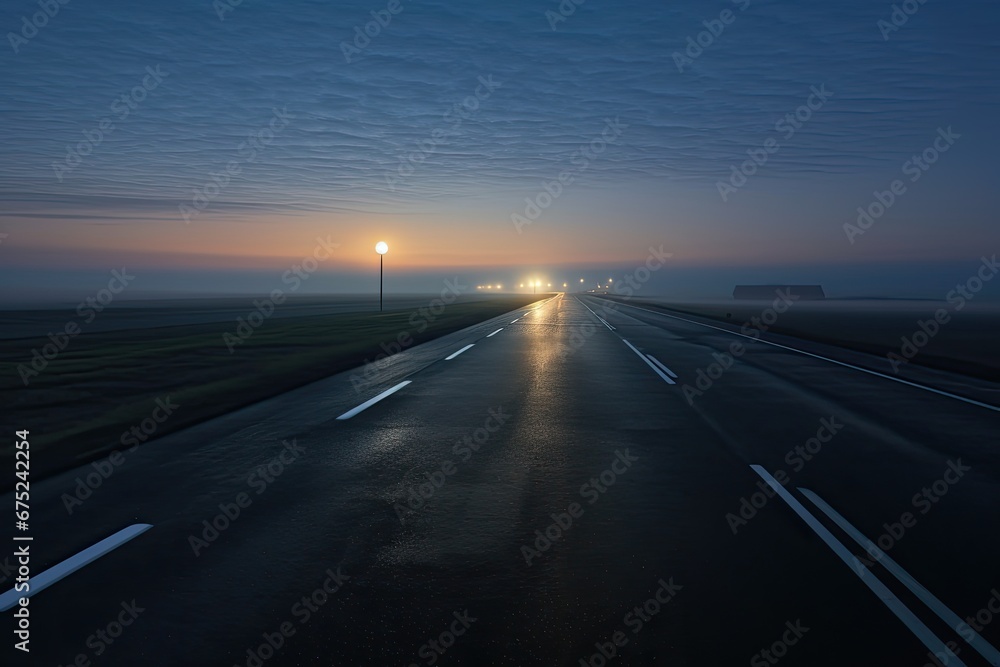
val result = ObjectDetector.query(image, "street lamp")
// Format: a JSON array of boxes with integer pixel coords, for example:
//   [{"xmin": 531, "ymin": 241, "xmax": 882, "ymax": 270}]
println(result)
[{"xmin": 375, "ymin": 241, "xmax": 388, "ymax": 311}]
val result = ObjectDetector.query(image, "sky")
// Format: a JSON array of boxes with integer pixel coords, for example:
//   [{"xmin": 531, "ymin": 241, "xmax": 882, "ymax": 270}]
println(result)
[{"xmin": 1, "ymin": 0, "xmax": 998, "ymax": 302}]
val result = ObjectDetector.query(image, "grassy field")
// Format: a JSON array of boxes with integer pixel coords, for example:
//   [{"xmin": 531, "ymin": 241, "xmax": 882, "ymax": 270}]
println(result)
[{"xmin": 1, "ymin": 295, "xmax": 544, "ymax": 480}]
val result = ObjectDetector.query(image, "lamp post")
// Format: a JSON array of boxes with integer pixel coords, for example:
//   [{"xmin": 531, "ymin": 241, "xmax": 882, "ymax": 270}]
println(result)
[{"xmin": 375, "ymin": 241, "xmax": 388, "ymax": 311}]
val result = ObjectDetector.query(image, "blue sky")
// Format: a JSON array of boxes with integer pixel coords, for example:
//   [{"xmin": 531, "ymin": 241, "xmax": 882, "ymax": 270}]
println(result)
[{"xmin": 1, "ymin": 0, "xmax": 998, "ymax": 300}]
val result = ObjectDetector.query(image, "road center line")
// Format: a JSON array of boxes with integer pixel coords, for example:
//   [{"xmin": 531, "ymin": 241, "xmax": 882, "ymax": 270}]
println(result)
[
  {"xmin": 0, "ymin": 524, "xmax": 153, "ymax": 612},
  {"xmin": 799, "ymin": 487, "xmax": 1000, "ymax": 666},
  {"xmin": 487, "ymin": 328, "xmax": 503, "ymax": 337},
  {"xmin": 336, "ymin": 380, "xmax": 412, "ymax": 420},
  {"xmin": 749, "ymin": 465, "xmax": 967, "ymax": 666},
  {"xmin": 622, "ymin": 339, "xmax": 675, "ymax": 384},
  {"xmin": 445, "ymin": 344, "xmax": 475, "ymax": 361},
  {"xmin": 576, "ymin": 296, "xmax": 616, "ymax": 330},
  {"xmin": 595, "ymin": 297, "xmax": 1000, "ymax": 413}
]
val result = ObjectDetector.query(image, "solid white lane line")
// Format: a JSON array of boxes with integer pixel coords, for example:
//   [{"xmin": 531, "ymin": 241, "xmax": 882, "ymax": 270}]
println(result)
[
  {"xmin": 799, "ymin": 487, "xmax": 1000, "ymax": 666},
  {"xmin": 0, "ymin": 524, "xmax": 153, "ymax": 612},
  {"xmin": 487, "ymin": 328, "xmax": 503, "ymax": 337},
  {"xmin": 445, "ymin": 344, "xmax": 475, "ymax": 361},
  {"xmin": 647, "ymin": 355, "xmax": 678, "ymax": 379},
  {"xmin": 750, "ymin": 466, "xmax": 967, "ymax": 666},
  {"xmin": 598, "ymin": 298, "xmax": 1000, "ymax": 413},
  {"xmin": 575, "ymin": 296, "xmax": 616, "ymax": 330},
  {"xmin": 622, "ymin": 339, "xmax": 675, "ymax": 384},
  {"xmin": 336, "ymin": 380, "xmax": 412, "ymax": 420}
]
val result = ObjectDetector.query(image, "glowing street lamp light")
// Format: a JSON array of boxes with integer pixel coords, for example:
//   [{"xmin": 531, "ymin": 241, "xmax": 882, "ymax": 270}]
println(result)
[{"xmin": 375, "ymin": 241, "xmax": 388, "ymax": 311}]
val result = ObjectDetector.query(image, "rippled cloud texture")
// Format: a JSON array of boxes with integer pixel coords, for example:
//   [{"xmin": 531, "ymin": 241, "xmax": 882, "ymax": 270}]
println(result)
[{"xmin": 1, "ymin": 0, "xmax": 997, "ymax": 298}]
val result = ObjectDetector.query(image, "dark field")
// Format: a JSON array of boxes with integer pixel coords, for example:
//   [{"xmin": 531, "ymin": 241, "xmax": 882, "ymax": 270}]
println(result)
[{"xmin": 0, "ymin": 294, "xmax": 546, "ymax": 482}]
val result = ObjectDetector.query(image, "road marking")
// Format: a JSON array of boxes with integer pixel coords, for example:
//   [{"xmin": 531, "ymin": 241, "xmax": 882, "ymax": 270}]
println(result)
[
  {"xmin": 487, "ymin": 328, "xmax": 503, "ymax": 338},
  {"xmin": 576, "ymin": 296, "xmax": 616, "ymax": 330},
  {"xmin": 336, "ymin": 380, "xmax": 412, "ymax": 420},
  {"xmin": 647, "ymin": 355, "xmax": 678, "ymax": 379},
  {"xmin": 595, "ymin": 297, "xmax": 1000, "ymax": 413},
  {"xmin": 510, "ymin": 318, "xmax": 520, "ymax": 323},
  {"xmin": 622, "ymin": 339, "xmax": 675, "ymax": 384},
  {"xmin": 0, "ymin": 524, "xmax": 153, "ymax": 612},
  {"xmin": 750, "ymin": 465, "xmax": 967, "ymax": 666},
  {"xmin": 799, "ymin": 487, "xmax": 1000, "ymax": 666},
  {"xmin": 445, "ymin": 344, "xmax": 475, "ymax": 361}
]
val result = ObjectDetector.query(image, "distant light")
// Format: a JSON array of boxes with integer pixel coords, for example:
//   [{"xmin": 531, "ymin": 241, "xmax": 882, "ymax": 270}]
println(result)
[
  {"xmin": 608, "ymin": 278, "xmax": 613, "ymax": 282},
  {"xmin": 375, "ymin": 241, "xmax": 388, "ymax": 255},
  {"xmin": 519, "ymin": 283, "xmax": 524, "ymax": 287},
  {"xmin": 563, "ymin": 283, "xmax": 567, "ymax": 287},
  {"xmin": 580, "ymin": 278, "xmax": 584, "ymax": 283},
  {"xmin": 547, "ymin": 283, "xmax": 551, "ymax": 287},
  {"xmin": 496, "ymin": 284, "xmax": 502, "ymax": 289}
]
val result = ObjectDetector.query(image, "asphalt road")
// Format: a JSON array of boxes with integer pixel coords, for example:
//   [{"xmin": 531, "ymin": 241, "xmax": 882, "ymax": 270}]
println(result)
[{"xmin": 3, "ymin": 293, "xmax": 1000, "ymax": 666}]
